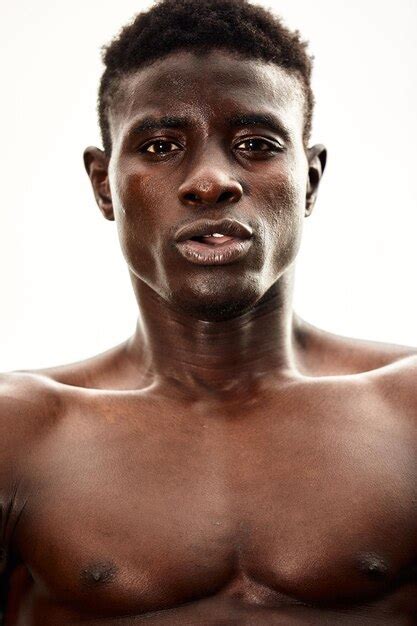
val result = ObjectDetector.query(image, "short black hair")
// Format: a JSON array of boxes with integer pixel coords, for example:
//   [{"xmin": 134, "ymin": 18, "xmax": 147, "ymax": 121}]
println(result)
[{"xmin": 98, "ymin": 0, "xmax": 314, "ymax": 155}]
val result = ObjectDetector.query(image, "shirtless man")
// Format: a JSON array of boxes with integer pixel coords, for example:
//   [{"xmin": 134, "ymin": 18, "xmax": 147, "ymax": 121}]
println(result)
[{"xmin": 1, "ymin": 0, "xmax": 417, "ymax": 624}]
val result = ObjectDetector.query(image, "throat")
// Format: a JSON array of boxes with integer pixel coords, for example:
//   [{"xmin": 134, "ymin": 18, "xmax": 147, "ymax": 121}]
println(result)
[{"xmin": 129, "ymin": 272, "xmax": 297, "ymax": 399}]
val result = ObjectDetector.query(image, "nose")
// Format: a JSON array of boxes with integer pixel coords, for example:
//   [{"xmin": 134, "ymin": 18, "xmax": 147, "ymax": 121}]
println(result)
[{"xmin": 178, "ymin": 167, "xmax": 243, "ymax": 207}]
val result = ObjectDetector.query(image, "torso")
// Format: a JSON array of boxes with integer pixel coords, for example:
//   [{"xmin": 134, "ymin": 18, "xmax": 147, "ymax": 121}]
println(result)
[{"xmin": 3, "ymin": 358, "xmax": 417, "ymax": 624}]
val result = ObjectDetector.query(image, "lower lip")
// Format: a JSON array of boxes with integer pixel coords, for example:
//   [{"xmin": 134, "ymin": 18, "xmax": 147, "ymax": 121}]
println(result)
[{"xmin": 175, "ymin": 238, "xmax": 252, "ymax": 265}]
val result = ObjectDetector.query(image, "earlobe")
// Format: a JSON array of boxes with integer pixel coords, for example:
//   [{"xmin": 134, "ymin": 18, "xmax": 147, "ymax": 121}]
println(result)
[
  {"xmin": 83, "ymin": 146, "xmax": 114, "ymax": 221},
  {"xmin": 305, "ymin": 144, "xmax": 327, "ymax": 217}
]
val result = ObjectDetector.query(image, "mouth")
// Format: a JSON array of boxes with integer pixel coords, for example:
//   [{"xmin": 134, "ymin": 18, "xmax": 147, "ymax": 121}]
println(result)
[{"xmin": 174, "ymin": 218, "xmax": 253, "ymax": 266}]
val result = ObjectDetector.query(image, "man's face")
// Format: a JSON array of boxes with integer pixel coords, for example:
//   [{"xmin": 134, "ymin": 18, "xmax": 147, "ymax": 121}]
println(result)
[{"xmin": 92, "ymin": 50, "xmax": 319, "ymax": 320}]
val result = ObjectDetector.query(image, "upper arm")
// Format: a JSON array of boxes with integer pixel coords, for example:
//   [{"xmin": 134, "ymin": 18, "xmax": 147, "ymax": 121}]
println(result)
[{"xmin": 0, "ymin": 373, "xmax": 59, "ymax": 621}]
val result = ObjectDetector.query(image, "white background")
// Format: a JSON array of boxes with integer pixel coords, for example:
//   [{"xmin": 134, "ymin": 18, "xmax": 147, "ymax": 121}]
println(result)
[{"xmin": 0, "ymin": 0, "xmax": 416, "ymax": 371}]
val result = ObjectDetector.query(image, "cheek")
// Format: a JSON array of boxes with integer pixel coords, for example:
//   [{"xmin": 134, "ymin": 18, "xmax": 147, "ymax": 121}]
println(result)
[
  {"xmin": 257, "ymin": 164, "xmax": 306, "ymax": 269},
  {"xmin": 110, "ymin": 166, "xmax": 166, "ymax": 276},
  {"xmin": 112, "ymin": 166, "xmax": 161, "ymax": 223}
]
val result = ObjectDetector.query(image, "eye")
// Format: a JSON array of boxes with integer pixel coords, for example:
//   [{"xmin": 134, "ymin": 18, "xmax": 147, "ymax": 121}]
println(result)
[
  {"xmin": 140, "ymin": 140, "xmax": 182, "ymax": 156},
  {"xmin": 234, "ymin": 137, "xmax": 283, "ymax": 154}
]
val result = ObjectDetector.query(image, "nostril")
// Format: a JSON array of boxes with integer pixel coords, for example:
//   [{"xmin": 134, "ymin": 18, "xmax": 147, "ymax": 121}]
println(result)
[
  {"xmin": 183, "ymin": 192, "xmax": 200, "ymax": 203},
  {"xmin": 217, "ymin": 191, "xmax": 236, "ymax": 204}
]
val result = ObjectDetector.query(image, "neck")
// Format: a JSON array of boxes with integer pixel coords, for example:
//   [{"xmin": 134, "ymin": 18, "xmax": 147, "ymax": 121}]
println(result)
[{"xmin": 126, "ymin": 269, "xmax": 298, "ymax": 402}]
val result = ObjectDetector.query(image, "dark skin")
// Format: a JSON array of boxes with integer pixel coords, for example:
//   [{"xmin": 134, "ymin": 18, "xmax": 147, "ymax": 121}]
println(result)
[{"xmin": 1, "ymin": 50, "xmax": 417, "ymax": 625}]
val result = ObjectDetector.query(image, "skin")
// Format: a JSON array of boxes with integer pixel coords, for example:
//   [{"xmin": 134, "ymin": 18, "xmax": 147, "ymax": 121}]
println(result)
[{"xmin": 1, "ymin": 50, "xmax": 417, "ymax": 625}]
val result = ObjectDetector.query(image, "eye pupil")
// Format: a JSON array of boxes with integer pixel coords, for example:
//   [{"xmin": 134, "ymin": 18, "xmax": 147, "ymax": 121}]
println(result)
[
  {"xmin": 143, "ymin": 140, "xmax": 178, "ymax": 155},
  {"xmin": 155, "ymin": 141, "xmax": 170, "ymax": 153},
  {"xmin": 238, "ymin": 138, "xmax": 271, "ymax": 151},
  {"xmin": 248, "ymin": 139, "xmax": 269, "ymax": 150}
]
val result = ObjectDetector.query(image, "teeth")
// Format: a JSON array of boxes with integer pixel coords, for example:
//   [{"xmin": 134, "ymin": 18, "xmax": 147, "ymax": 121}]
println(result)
[{"xmin": 203, "ymin": 232, "xmax": 224, "ymax": 237}]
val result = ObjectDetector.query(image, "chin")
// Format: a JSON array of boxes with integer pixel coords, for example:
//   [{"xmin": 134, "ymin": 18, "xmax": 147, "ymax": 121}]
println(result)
[
  {"xmin": 178, "ymin": 297, "xmax": 254, "ymax": 322},
  {"xmin": 169, "ymin": 274, "xmax": 262, "ymax": 322}
]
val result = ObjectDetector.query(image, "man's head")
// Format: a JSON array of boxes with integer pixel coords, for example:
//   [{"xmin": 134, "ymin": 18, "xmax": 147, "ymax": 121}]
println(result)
[{"xmin": 84, "ymin": 0, "xmax": 326, "ymax": 321}]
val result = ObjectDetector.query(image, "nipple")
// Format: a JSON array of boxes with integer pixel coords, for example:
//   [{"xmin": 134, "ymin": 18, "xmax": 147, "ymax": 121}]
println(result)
[
  {"xmin": 81, "ymin": 561, "xmax": 117, "ymax": 586},
  {"xmin": 357, "ymin": 552, "xmax": 389, "ymax": 580}
]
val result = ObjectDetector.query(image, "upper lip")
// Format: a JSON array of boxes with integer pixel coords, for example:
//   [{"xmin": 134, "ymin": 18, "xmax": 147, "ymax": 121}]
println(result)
[{"xmin": 175, "ymin": 218, "xmax": 253, "ymax": 242}]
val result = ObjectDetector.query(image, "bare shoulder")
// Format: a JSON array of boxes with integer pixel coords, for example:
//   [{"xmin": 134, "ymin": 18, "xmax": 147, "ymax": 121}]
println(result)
[
  {"xmin": 0, "ymin": 372, "xmax": 61, "ymax": 476},
  {"xmin": 363, "ymin": 355, "xmax": 417, "ymax": 416},
  {"xmin": 294, "ymin": 315, "xmax": 417, "ymax": 376},
  {"xmin": 20, "ymin": 340, "xmax": 134, "ymax": 390}
]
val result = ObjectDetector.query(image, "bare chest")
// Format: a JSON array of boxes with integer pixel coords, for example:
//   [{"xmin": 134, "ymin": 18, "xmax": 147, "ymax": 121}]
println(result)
[{"xmin": 11, "ymin": 400, "xmax": 417, "ymax": 618}]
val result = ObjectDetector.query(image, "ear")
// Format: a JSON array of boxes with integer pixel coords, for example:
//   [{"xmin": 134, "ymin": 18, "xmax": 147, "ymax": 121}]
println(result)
[
  {"xmin": 305, "ymin": 144, "xmax": 327, "ymax": 217},
  {"xmin": 83, "ymin": 146, "xmax": 114, "ymax": 221}
]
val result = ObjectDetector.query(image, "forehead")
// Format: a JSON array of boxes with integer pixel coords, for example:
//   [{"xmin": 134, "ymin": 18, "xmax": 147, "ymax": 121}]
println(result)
[{"xmin": 109, "ymin": 50, "xmax": 306, "ymax": 144}]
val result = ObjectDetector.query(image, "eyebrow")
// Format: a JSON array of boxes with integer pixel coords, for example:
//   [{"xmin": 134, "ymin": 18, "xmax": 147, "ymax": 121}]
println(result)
[
  {"xmin": 227, "ymin": 113, "xmax": 290, "ymax": 141},
  {"xmin": 131, "ymin": 116, "xmax": 191, "ymax": 133},
  {"xmin": 130, "ymin": 112, "xmax": 290, "ymax": 140}
]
